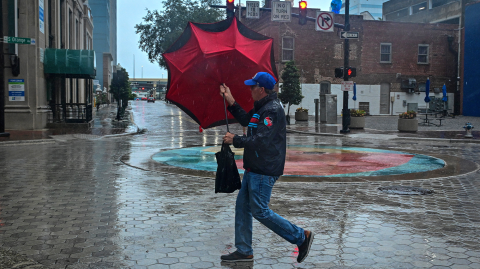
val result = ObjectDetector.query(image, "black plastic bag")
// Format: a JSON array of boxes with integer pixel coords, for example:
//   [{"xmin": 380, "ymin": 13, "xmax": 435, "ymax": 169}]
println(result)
[{"xmin": 215, "ymin": 142, "xmax": 241, "ymax": 193}]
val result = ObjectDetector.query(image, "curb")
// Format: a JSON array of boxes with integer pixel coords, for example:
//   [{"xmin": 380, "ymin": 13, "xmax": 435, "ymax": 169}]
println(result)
[{"xmin": 287, "ymin": 127, "xmax": 480, "ymax": 144}]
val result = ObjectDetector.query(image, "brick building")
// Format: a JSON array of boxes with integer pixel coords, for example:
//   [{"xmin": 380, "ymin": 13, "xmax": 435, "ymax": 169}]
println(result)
[{"xmin": 239, "ymin": 7, "xmax": 459, "ymax": 116}]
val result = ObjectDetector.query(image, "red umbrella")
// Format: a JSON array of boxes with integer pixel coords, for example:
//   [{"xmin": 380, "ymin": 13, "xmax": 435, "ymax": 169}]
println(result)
[{"xmin": 162, "ymin": 17, "xmax": 278, "ymax": 129}]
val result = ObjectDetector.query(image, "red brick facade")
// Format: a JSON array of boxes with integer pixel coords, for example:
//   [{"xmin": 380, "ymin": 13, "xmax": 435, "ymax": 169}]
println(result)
[{"xmin": 240, "ymin": 9, "xmax": 460, "ymax": 111}]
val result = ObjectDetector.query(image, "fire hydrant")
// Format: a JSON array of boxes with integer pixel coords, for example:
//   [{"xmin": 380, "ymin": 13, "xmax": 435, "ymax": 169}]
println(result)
[{"xmin": 463, "ymin": 122, "xmax": 474, "ymax": 138}]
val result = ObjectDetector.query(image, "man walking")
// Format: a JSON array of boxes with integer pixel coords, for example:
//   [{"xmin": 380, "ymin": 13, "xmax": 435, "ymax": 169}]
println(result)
[{"xmin": 219, "ymin": 72, "xmax": 314, "ymax": 263}]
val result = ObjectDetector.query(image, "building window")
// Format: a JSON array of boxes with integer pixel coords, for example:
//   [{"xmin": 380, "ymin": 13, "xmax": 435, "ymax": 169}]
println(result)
[
  {"xmin": 412, "ymin": 2, "xmax": 427, "ymax": 14},
  {"xmin": 432, "ymin": 0, "xmax": 453, "ymax": 8},
  {"xmin": 418, "ymin": 83, "xmax": 426, "ymax": 92},
  {"xmin": 385, "ymin": 8, "xmax": 409, "ymax": 20},
  {"xmin": 418, "ymin": 44, "xmax": 429, "ymax": 64},
  {"xmin": 380, "ymin": 43, "xmax": 392, "ymax": 63},
  {"xmin": 282, "ymin": 37, "xmax": 294, "ymax": 62}
]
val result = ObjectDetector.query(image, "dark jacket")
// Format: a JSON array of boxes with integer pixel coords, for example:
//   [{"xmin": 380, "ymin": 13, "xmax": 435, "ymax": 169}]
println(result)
[{"xmin": 227, "ymin": 93, "xmax": 286, "ymax": 176}]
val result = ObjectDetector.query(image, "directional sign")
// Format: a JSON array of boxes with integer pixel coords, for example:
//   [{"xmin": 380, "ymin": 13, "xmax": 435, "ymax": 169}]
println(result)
[
  {"xmin": 3, "ymin": 36, "xmax": 35, "ymax": 45},
  {"xmin": 340, "ymin": 31, "xmax": 359, "ymax": 39},
  {"xmin": 341, "ymin": 81, "xmax": 354, "ymax": 91},
  {"xmin": 316, "ymin": 11, "xmax": 334, "ymax": 32},
  {"xmin": 246, "ymin": 1, "xmax": 260, "ymax": 19},
  {"xmin": 271, "ymin": 1, "xmax": 291, "ymax": 22}
]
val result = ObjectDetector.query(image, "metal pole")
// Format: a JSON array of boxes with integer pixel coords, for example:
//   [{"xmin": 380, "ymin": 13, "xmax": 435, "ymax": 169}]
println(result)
[
  {"xmin": 340, "ymin": 0, "xmax": 351, "ymax": 133},
  {"xmin": 0, "ymin": 2, "xmax": 10, "ymax": 137}
]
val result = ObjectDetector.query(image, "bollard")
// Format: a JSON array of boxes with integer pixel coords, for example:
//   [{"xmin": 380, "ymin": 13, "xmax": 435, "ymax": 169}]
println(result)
[
  {"xmin": 463, "ymin": 122, "xmax": 474, "ymax": 138},
  {"xmin": 314, "ymin": 99, "xmax": 319, "ymax": 123}
]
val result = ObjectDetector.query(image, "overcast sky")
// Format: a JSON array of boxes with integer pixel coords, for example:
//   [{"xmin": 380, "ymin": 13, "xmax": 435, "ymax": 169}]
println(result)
[{"xmin": 117, "ymin": 0, "xmax": 332, "ymax": 79}]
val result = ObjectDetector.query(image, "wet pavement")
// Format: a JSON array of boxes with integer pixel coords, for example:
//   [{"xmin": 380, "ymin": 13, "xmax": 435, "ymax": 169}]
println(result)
[{"xmin": 1, "ymin": 100, "xmax": 480, "ymax": 268}]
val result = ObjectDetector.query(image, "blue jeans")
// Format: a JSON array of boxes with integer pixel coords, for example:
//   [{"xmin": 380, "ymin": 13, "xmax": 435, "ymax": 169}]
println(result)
[{"xmin": 235, "ymin": 171, "xmax": 305, "ymax": 255}]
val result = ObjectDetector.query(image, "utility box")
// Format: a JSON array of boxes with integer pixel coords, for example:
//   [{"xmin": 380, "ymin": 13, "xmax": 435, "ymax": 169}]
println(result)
[{"xmin": 320, "ymin": 94, "xmax": 337, "ymax": 124}]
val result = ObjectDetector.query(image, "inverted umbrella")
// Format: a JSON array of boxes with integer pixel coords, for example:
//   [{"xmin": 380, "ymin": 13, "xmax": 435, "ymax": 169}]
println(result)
[
  {"xmin": 162, "ymin": 17, "xmax": 278, "ymax": 129},
  {"xmin": 424, "ymin": 78, "xmax": 431, "ymax": 103},
  {"xmin": 442, "ymin": 84, "xmax": 448, "ymax": 102}
]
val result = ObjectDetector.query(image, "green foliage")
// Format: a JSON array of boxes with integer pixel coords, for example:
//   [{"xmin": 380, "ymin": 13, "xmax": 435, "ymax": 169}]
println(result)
[
  {"xmin": 110, "ymin": 67, "xmax": 131, "ymax": 110},
  {"xmin": 278, "ymin": 61, "xmax": 303, "ymax": 115},
  {"xmin": 350, "ymin": 109, "xmax": 366, "ymax": 117},
  {"xmin": 135, "ymin": 0, "xmax": 223, "ymax": 69},
  {"xmin": 399, "ymin": 110, "xmax": 417, "ymax": 119},
  {"xmin": 129, "ymin": 92, "xmax": 137, "ymax": 100}
]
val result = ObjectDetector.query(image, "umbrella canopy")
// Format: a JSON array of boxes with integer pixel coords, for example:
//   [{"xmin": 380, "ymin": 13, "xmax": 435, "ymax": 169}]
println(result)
[
  {"xmin": 352, "ymin": 83, "xmax": 357, "ymax": 101},
  {"xmin": 424, "ymin": 78, "xmax": 431, "ymax": 103},
  {"xmin": 162, "ymin": 17, "xmax": 278, "ymax": 129},
  {"xmin": 442, "ymin": 84, "xmax": 448, "ymax": 102}
]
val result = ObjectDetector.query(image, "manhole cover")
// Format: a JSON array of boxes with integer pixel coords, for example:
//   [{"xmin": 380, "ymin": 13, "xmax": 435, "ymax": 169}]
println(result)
[{"xmin": 378, "ymin": 186, "xmax": 434, "ymax": 195}]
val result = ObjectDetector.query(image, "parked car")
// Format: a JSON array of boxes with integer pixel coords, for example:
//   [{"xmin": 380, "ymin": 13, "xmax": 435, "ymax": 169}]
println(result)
[{"xmin": 147, "ymin": 97, "xmax": 155, "ymax": 103}]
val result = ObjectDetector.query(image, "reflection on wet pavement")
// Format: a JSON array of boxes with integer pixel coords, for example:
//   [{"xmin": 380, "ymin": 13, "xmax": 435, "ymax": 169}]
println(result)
[
  {"xmin": 1, "ymin": 101, "xmax": 480, "ymax": 268},
  {"xmin": 152, "ymin": 145, "xmax": 445, "ymax": 177}
]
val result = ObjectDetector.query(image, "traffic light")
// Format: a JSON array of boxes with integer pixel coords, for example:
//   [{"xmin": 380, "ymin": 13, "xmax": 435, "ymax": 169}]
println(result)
[
  {"xmin": 226, "ymin": 0, "xmax": 235, "ymax": 18},
  {"xmin": 335, "ymin": 67, "xmax": 343, "ymax": 78},
  {"xmin": 335, "ymin": 67, "xmax": 356, "ymax": 78},
  {"xmin": 299, "ymin": 1, "xmax": 307, "ymax": 25},
  {"xmin": 346, "ymin": 67, "xmax": 356, "ymax": 78}
]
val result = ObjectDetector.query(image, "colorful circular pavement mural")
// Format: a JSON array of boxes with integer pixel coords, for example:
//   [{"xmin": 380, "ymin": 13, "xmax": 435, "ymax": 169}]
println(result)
[{"xmin": 152, "ymin": 145, "xmax": 445, "ymax": 177}]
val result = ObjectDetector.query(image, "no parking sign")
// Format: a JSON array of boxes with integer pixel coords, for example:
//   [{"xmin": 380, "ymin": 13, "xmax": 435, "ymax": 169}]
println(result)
[{"xmin": 316, "ymin": 11, "xmax": 334, "ymax": 32}]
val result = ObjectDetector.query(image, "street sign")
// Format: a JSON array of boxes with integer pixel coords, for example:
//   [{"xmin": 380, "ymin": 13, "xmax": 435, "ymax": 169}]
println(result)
[
  {"xmin": 246, "ymin": 1, "xmax": 260, "ymax": 19},
  {"xmin": 340, "ymin": 31, "xmax": 359, "ymax": 39},
  {"xmin": 3, "ymin": 36, "xmax": 35, "ymax": 45},
  {"xmin": 316, "ymin": 11, "xmax": 334, "ymax": 32},
  {"xmin": 271, "ymin": 1, "xmax": 291, "ymax": 22},
  {"xmin": 341, "ymin": 81, "xmax": 354, "ymax": 91}
]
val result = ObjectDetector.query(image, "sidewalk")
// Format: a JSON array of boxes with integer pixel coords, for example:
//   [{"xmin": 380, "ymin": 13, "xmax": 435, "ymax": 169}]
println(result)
[
  {"xmin": 0, "ymin": 104, "xmax": 136, "ymax": 143},
  {"xmin": 287, "ymin": 115, "xmax": 480, "ymax": 141}
]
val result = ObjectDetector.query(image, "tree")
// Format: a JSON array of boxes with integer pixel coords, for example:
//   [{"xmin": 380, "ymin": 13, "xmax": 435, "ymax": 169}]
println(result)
[
  {"xmin": 278, "ymin": 61, "xmax": 303, "ymax": 120},
  {"xmin": 135, "ymin": 0, "xmax": 223, "ymax": 69},
  {"xmin": 110, "ymin": 66, "xmax": 131, "ymax": 120}
]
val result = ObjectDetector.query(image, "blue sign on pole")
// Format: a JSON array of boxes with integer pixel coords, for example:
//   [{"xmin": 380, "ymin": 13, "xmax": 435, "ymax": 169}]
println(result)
[{"xmin": 8, "ymin": 79, "xmax": 25, "ymax": 101}]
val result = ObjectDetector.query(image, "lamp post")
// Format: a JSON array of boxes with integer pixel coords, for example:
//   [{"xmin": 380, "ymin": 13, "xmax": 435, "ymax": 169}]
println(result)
[{"xmin": 142, "ymin": 66, "xmax": 143, "ymax": 79}]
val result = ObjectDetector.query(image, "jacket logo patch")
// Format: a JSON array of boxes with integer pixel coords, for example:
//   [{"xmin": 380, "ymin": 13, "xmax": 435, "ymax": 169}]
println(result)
[{"xmin": 264, "ymin": 117, "xmax": 273, "ymax": 127}]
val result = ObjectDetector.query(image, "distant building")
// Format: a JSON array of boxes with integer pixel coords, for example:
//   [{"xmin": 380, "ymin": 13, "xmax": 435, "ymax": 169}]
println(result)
[
  {"xmin": 89, "ymin": 0, "xmax": 117, "ymax": 96},
  {"xmin": 240, "ymin": 7, "xmax": 458, "ymax": 116},
  {"xmin": 383, "ymin": 0, "xmax": 480, "ymax": 115},
  {"xmin": 1, "ymin": 0, "xmax": 95, "ymax": 130},
  {"xmin": 340, "ymin": 0, "xmax": 386, "ymax": 20}
]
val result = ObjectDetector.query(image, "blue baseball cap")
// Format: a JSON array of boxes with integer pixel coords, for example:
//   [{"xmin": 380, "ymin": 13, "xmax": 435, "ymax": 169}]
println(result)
[{"xmin": 244, "ymin": 72, "xmax": 276, "ymax": 90}]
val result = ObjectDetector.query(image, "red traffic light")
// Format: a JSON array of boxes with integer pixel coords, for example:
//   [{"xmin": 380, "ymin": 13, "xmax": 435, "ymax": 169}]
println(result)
[
  {"xmin": 142, "ymin": 87, "xmax": 145, "ymax": 90},
  {"xmin": 299, "ymin": 1, "xmax": 307, "ymax": 9},
  {"xmin": 227, "ymin": 0, "xmax": 234, "ymax": 3}
]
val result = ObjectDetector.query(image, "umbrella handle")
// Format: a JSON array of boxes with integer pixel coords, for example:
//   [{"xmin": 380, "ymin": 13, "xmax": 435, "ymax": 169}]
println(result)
[{"xmin": 223, "ymin": 93, "xmax": 229, "ymax": 133}]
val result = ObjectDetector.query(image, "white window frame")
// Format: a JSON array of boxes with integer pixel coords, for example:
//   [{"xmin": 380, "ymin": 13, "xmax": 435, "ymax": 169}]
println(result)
[
  {"xmin": 418, "ymin": 44, "xmax": 429, "ymax": 64},
  {"xmin": 282, "ymin": 37, "xmax": 294, "ymax": 62},
  {"xmin": 380, "ymin": 43, "xmax": 392, "ymax": 63}
]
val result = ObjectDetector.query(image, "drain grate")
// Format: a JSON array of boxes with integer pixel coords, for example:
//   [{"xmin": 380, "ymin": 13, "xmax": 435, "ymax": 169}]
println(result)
[{"xmin": 378, "ymin": 186, "xmax": 434, "ymax": 195}]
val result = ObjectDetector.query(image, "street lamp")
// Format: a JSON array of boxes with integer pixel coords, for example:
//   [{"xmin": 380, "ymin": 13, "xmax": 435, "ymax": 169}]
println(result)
[{"xmin": 142, "ymin": 66, "xmax": 143, "ymax": 79}]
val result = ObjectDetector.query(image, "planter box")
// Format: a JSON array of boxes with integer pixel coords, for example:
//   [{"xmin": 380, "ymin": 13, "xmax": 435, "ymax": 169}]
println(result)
[
  {"xmin": 349, "ymin": 116, "xmax": 365, "ymax": 129},
  {"xmin": 295, "ymin": 111, "xmax": 308, "ymax": 121},
  {"xmin": 398, "ymin": 118, "xmax": 418, "ymax": 132}
]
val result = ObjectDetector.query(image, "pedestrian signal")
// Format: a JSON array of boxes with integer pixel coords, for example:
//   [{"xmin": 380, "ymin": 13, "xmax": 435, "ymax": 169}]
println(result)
[
  {"xmin": 346, "ymin": 67, "xmax": 356, "ymax": 78},
  {"xmin": 299, "ymin": 1, "xmax": 307, "ymax": 25}
]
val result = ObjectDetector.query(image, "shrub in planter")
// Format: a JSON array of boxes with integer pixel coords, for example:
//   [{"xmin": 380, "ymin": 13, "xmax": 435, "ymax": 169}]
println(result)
[
  {"xmin": 295, "ymin": 107, "xmax": 309, "ymax": 121},
  {"xmin": 349, "ymin": 109, "xmax": 365, "ymax": 129},
  {"xmin": 399, "ymin": 110, "xmax": 417, "ymax": 119},
  {"xmin": 398, "ymin": 110, "xmax": 418, "ymax": 132}
]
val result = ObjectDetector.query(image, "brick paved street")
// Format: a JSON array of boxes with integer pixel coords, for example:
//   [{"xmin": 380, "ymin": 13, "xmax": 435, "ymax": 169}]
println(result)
[{"xmin": 1, "ymin": 101, "xmax": 480, "ymax": 268}]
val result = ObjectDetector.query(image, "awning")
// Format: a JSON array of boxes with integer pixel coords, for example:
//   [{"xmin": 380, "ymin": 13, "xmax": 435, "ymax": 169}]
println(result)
[{"xmin": 44, "ymin": 49, "xmax": 96, "ymax": 79}]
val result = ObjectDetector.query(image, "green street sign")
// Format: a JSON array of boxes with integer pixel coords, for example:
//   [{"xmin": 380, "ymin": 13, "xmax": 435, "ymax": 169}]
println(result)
[{"xmin": 3, "ymin": 36, "xmax": 35, "ymax": 45}]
